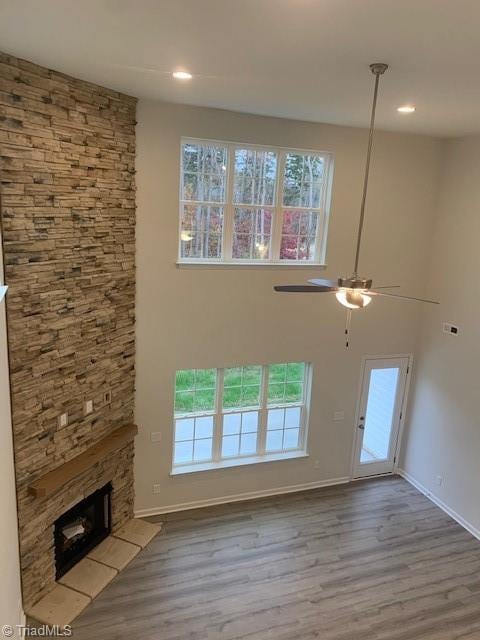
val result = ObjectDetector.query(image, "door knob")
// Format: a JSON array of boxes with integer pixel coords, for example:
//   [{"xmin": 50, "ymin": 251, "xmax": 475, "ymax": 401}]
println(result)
[{"xmin": 358, "ymin": 424, "xmax": 365, "ymax": 430}]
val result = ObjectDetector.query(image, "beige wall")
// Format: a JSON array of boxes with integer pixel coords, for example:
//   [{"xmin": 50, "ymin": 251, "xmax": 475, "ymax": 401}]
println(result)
[
  {"xmin": 0, "ymin": 241, "xmax": 23, "ymax": 636},
  {"xmin": 401, "ymin": 135, "xmax": 480, "ymax": 534},
  {"xmin": 135, "ymin": 100, "xmax": 442, "ymax": 513}
]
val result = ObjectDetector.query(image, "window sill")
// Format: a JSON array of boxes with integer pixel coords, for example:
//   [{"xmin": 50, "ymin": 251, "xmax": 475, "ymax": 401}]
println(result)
[
  {"xmin": 176, "ymin": 261, "xmax": 327, "ymax": 270},
  {"xmin": 170, "ymin": 451, "xmax": 309, "ymax": 476}
]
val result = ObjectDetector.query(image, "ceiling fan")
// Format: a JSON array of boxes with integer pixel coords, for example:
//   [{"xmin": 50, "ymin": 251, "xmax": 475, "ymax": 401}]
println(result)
[{"xmin": 275, "ymin": 63, "xmax": 438, "ymax": 343}]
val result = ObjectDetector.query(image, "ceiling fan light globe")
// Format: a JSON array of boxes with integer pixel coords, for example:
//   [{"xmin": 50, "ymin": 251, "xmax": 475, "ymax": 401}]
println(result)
[
  {"xmin": 335, "ymin": 289, "xmax": 372, "ymax": 309},
  {"xmin": 361, "ymin": 293, "xmax": 372, "ymax": 307}
]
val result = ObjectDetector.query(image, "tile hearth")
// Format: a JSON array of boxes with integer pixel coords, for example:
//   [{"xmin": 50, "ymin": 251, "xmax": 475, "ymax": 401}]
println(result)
[
  {"xmin": 28, "ymin": 585, "xmax": 90, "ymax": 629},
  {"xmin": 87, "ymin": 536, "xmax": 140, "ymax": 572},
  {"xmin": 59, "ymin": 559, "xmax": 117, "ymax": 599},
  {"xmin": 26, "ymin": 519, "xmax": 162, "ymax": 627}
]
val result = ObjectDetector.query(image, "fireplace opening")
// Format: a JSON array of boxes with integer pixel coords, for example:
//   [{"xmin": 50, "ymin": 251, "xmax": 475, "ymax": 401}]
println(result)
[{"xmin": 54, "ymin": 482, "xmax": 112, "ymax": 580}]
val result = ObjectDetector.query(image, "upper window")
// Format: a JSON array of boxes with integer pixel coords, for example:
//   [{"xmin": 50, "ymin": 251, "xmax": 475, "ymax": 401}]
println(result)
[
  {"xmin": 172, "ymin": 362, "xmax": 311, "ymax": 471},
  {"xmin": 179, "ymin": 139, "xmax": 333, "ymax": 264}
]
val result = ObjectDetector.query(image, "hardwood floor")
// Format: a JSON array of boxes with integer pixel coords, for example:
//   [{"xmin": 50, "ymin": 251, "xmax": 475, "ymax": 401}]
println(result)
[{"xmin": 72, "ymin": 476, "xmax": 480, "ymax": 639}]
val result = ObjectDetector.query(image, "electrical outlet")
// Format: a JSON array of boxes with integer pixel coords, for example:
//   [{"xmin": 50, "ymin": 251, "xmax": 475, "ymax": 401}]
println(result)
[
  {"xmin": 333, "ymin": 411, "xmax": 345, "ymax": 421},
  {"xmin": 58, "ymin": 412, "xmax": 68, "ymax": 428},
  {"xmin": 153, "ymin": 484, "xmax": 162, "ymax": 494},
  {"xmin": 151, "ymin": 432, "xmax": 162, "ymax": 443},
  {"xmin": 314, "ymin": 459, "xmax": 321, "ymax": 469},
  {"xmin": 436, "ymin": 475, "xmax": 444, "ymax": 486},
  {"xmin": 104, "ymin": 390, "xmax": 112, "ymax": 404},
  {"xmin": 84, "ymin": 399, "xmax": 93, "ymax": 415}
]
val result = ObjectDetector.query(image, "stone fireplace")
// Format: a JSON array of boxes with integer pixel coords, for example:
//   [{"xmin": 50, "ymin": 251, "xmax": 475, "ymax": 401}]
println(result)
[
  {"xmin": 0, "ymin": 51, "xmax": 137, "ymax": 609},
  {"xmin": 20, "ymin": 435, "xmax": 135, "ymax": 606}
]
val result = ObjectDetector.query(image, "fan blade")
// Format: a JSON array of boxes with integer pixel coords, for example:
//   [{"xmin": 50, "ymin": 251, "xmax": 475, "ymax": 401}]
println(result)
[
  {"xmin": 373, "ymin": 285, "xmax": 400, "ymax": 289},
  {"xmin": 274, "ymin": 285, "xmax": 336, "ymax": 293},
  {"xmin": 308, "ymin": 279, "xmax": 398, "ymax": 291},
  {"xmin": 308, "ymin": 278, "xmax": 339, "ymax": 288},
  {"xmin": 370, "ymin": 291, "xmax": 439, "ymax": 304}
]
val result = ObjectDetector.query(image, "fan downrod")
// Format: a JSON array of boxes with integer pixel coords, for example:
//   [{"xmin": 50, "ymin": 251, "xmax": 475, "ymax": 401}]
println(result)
[{"xmin": 370, "ymin": 63, "xmax": 389, "ymax": 75}]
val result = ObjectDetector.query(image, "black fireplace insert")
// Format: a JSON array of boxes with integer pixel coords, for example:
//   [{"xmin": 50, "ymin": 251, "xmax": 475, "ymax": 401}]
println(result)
[{"xmin": 54, "ymin": 482, "xmax": 112, "ymax": 579}]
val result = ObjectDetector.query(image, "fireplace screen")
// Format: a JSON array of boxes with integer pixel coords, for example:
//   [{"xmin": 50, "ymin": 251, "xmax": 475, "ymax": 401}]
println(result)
[{"xmin": 54, "ymin": 482, "xmax": 112, "ymax": 579}]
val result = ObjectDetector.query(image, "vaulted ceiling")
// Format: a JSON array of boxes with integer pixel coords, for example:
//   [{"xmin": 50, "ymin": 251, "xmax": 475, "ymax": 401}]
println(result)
[{"xmin": 1, "ymin": 0, "xmax": 480, "ymax": 136}]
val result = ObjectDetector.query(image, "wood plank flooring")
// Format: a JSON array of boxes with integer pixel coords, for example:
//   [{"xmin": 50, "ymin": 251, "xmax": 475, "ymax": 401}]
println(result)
[{"xmin": 72, "ymin": 476, "xmax": 480, "ymax": 639}]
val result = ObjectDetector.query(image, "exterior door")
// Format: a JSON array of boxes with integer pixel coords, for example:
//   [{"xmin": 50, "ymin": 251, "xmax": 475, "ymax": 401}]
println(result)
[{"xmin": 352, "ymin": 356, "xmax": 409, "ymax": 478}]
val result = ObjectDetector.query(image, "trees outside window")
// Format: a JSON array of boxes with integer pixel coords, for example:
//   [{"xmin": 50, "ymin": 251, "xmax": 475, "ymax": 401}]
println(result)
[{"xmin": 179, "ymin": 140, "xmax": 333, "ymax": 264}]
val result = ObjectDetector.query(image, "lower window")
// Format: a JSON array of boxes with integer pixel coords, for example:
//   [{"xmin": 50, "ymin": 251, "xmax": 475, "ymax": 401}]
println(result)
[{"xmin": 172, "ymin": 363, "xmax": 311, "ymax": 471}]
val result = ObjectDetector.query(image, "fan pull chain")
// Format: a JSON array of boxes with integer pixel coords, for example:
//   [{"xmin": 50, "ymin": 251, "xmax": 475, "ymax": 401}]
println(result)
[{"xmin": 345, "ymin": 309, "xmax": 352, "ymax": 348}]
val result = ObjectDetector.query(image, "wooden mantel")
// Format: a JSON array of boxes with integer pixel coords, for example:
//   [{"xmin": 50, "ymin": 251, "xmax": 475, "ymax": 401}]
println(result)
[{"xmin": 28, "ymin": 424, "xmax": 138, "ymax": 499}]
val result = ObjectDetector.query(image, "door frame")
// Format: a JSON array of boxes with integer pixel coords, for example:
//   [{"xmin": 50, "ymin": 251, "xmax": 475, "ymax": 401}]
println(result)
[{"xmin": 349, "ymin": 353, "xmax": 413, "ymax": 480}]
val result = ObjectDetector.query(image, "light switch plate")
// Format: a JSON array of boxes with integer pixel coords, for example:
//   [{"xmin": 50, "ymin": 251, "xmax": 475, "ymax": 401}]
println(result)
[
  {"xmin": 443, "ymin": 322, "xmax": 459, "ymax": 335},
  {"xmin": 151, "ymin": 432, "xmax": 162, "ymax": 443},
  {"xmin": 84, "ymin": 399, "xmax": 93, "ymax": 415},
  {"xmin": 333, "ymin": 411, "xmax": 345, "ymax": 421}
]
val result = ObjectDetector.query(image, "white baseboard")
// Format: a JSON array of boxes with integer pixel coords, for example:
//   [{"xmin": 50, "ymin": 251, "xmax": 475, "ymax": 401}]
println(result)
[
  {"xmin": 135, "ymin": 476, "xmax": 350, "ymax": 517},
  {"xmin": 135, "ymin": 470, "xmax": 480, "ymax": 544},
  {"xmin": 397, "ymin": 468, "xmax": 480, "ymax": 542}
]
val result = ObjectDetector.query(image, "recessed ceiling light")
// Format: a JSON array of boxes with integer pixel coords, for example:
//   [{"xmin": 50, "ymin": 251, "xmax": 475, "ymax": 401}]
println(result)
[
  {"xmin": 397, "ymin": 105, "xmax": 416, "ymax": 113},
  {"xmin": 172, "ymin": 70, "xmax": 193, "ymax": 80}
]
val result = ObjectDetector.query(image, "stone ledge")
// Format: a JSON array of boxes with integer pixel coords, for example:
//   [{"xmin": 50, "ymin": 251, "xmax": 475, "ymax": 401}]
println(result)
[{"xmin": 28, "ymin": 424, "xmax": 138, "ymax": 498}]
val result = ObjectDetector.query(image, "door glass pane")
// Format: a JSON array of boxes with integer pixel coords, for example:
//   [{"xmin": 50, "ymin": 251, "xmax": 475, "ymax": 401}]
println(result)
[{"xmin": 361, "ymin": 367, "xmax": 400, "ymax": 463}]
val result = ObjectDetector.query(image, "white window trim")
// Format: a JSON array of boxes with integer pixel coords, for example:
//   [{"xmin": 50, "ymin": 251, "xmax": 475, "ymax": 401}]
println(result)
[
  {"xmin": 175, "ymin": 260, "xmax": 328, "ymax": 269},
  {"xmin": 172, "ymin": 363, "xmax": 312, "ymax": 472},
  {"xmin": 170, "ymin": 451, "xmax": 309, "ymax": 476},
  {"xmin": 178, "ymin": 138, "xmax": 334, "ymax": 266}
]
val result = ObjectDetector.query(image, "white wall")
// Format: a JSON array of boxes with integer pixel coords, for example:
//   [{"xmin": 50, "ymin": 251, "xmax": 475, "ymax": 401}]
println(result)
[
  {"xmin": 0, "ymin": 240, "xmax": 23, "ymax": 636},
  {"xmin": 401, "ymin": 134, "xmax": 480, "ymax": 535},
  {"xmin": 135, "ymin": 100, "xmax": 442, "ymax": 513}
]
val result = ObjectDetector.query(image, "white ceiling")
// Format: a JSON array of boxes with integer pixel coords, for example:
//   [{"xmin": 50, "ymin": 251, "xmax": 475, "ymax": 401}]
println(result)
[{"xmin": 1, "ymin": 0, "xmax": 480, "ymax": 136}]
